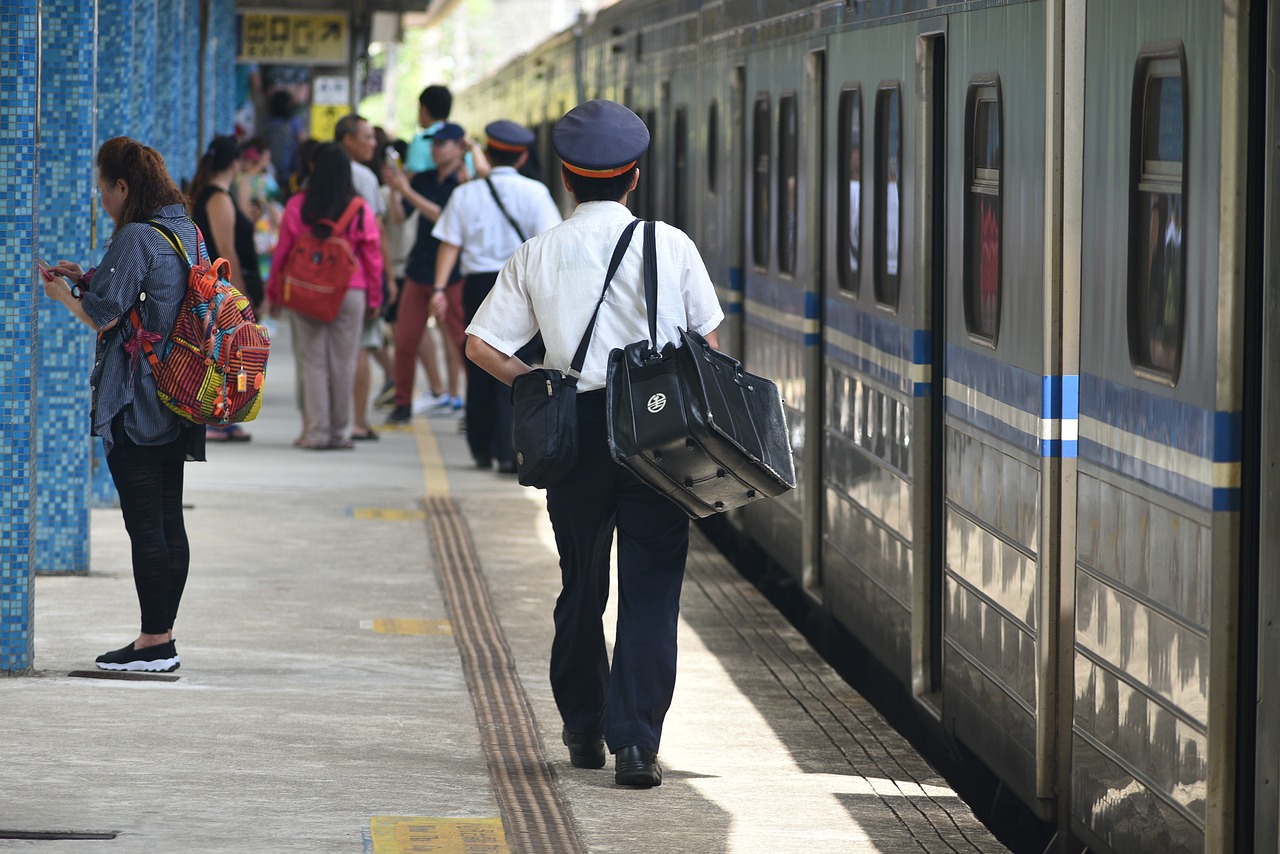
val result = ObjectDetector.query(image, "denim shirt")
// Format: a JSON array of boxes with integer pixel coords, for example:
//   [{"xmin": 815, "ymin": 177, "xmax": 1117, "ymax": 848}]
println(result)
[{"xmin": 81, "ymin": 205, "xmax": 205, "ymax": 453}]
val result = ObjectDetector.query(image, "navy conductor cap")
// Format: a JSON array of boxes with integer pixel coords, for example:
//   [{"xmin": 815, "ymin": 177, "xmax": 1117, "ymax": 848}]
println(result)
[
  {"xmin": 484, "ymin": 120, "xmax": 535, "ymax": 152},
  {"xmin": 432, "ymin": 122, "xmax": 466, "ymax": 143},
  {"xmin": 553, "ymin": 100, "xmax": 650, "ymax": 177}
]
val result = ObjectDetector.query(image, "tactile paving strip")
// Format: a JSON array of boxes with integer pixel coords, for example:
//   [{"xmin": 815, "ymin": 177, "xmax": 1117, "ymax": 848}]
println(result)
[{"xmin": 424, "ymin": 496, "xmax": 585, "ymax": 854}]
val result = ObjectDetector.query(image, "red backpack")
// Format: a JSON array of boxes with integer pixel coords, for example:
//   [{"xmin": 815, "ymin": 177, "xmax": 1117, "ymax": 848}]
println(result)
[
  {"xmin": 139, "ymin": 222, "xmax": 271, "ymax": 425},
  {"xmin": 279, "ymin": 196, "xmax": 365, "ymax": 322}
]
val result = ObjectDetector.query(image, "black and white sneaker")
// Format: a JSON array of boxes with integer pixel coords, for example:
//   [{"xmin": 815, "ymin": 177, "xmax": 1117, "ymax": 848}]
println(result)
[{"xmin": 95, "ymin": 640, "xmax": 180, "ymax": 673}]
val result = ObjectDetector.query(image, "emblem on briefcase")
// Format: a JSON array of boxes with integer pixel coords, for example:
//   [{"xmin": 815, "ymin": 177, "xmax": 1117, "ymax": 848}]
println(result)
[{"xmin": 647, "ymin": 393, "xmax": 667, "ymax": 413}]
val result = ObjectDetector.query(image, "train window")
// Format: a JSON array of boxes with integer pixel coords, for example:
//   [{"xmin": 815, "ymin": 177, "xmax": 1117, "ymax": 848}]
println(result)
[
  {"xmin": 673, "ymin": 106, "xmax": 689, "ymax": 231},
  {"xmin": 836, "ymin": 86, "xmax": 863, "ymax": 293},
  {"xmin": 707, "ymin": 101, "xmax": 719, "ymax": 195},
  {"xmin": 638, "ymin": 108, "xmax": 658, "ymax": 220},
  {"xmin": 777, "ymin": 94, "xmax": 799, "ymax": 275},
  {"xmin": 874, "ymin": 84, "xmax": 903, "ymax": 309},
  {"xmin": 1128, "ymin": 52, "xmax": 1187, "ymax": 382},
  {"xmin": 752, "ymin": 94, "xmax": 771, "ymax": 269},
  {"xmin": 963, "ymin": 81, "xmax": 1002, "ymax": 344}
]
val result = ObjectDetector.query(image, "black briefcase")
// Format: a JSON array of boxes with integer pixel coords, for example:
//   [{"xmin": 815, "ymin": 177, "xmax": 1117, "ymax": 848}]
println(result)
[{"xmin": 606, "ymin": 223, "xmax": 795, "ymax": 518}]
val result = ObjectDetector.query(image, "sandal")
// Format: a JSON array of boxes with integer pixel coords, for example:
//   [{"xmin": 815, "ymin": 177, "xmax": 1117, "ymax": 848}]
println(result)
[
  {"xmin": 208, "ymin": 425, "xmax": 252, "ymax": 442},
  {"xmin": 350, "ymin": 428, "xmax": 379, "ymax": 441}
]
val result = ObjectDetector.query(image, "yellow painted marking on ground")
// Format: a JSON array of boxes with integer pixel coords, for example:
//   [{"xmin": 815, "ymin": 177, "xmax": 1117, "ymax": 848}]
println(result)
[
  {"xmin": 367, "ymin": 618, "xmax": 453, "ymax": 636},
  {"xmin": 370, "ymin": 817, "xmax": 507, "ymax": 853},
  {"xmin": 414, "ymin": 417, "xmax": 452, "ymax": 497},
  {"xmin": 352, "ymin": 507, "xmax": 427, "ymax": 521}
]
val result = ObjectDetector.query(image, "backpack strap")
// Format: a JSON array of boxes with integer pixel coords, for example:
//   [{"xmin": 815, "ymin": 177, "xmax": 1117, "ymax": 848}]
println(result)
[{"xmin": 333, "ymin": 197, "xmax": 365, "ymax": 237}]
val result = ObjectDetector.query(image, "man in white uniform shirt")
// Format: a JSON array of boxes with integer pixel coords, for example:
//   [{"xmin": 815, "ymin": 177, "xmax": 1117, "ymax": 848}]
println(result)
[
  {"xmin": 432, "ymin": 120, "xmax": 561, "ymax": 472},
  {"xmin": 465, "ymin": 100, "xmax": 723, "ymax": 788},
  {"xmin": 336, "ymin": 113, "xmax": 393, "ymax": 440}
]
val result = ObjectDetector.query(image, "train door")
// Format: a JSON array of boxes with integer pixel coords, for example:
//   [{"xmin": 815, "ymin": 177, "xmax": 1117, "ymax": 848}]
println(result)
[
  {"xmin": 740, "ymin": 42, "xmax": 825, "ymax": 592},
  {"xmin": 936, "ymin": 2, "xmax": 1061, "ymax": 820}
]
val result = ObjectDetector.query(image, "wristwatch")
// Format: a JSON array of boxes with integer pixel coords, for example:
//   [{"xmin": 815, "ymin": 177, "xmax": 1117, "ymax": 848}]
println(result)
[{"xmin": 69, "ymin": 281, "xmax": 83, "ymax": 300}]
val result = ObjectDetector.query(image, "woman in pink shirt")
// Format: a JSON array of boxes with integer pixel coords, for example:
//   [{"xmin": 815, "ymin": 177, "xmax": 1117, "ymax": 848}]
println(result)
[{"xmin": 268, "ymin": 143, "xmax": 383, "ymax": 449}]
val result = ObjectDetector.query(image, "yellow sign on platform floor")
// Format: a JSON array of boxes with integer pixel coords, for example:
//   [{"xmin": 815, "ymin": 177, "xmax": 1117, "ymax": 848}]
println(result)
[
  {"xmin": 240, "ymin": 11, "xmax": 348, "ymax": 64},
  {"xmin": 370, "ymin": 817, "xmax": 507, "ymax": 853}
]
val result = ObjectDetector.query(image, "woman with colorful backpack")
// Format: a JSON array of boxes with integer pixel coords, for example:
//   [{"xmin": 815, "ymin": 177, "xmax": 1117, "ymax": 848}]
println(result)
[
  {"xmin": 267, "ymin": 142, "xmax": 383, "ymax": 449},
  {"xmin": 39, "ymin": 136, "xmax": 206, "ymax": 673}
]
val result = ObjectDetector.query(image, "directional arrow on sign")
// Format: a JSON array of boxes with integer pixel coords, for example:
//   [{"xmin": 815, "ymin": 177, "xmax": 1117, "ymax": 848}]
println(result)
[{"xmin": 322, "ymin": 22, "xmax": 341, "ymax": 41}]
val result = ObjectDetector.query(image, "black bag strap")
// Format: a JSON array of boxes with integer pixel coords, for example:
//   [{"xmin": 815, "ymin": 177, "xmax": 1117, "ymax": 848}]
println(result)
[
  {"xmin": 484, "ymin": 177, "xmax": 527, "ymax": 243},
  {"xmin": 568, "ymin": 218, "xmax": 642, "ymax": 377},
  {"xmin": 641, "ymin": 220, "xmax": 659, "ymax": 354}
]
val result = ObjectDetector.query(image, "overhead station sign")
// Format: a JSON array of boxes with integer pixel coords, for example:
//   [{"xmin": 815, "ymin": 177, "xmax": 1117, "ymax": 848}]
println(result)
[{"xmin": 238, "ymin": 10, "xmax": 348, "ymax": 65}]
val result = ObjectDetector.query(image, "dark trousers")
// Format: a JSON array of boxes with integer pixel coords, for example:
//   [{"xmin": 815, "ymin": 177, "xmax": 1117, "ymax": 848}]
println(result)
[
  {"xmin": 462, "ymin": 272, "xmax": 511, "ymax": 466},
  {"xmin": 106, "ymin": 453, "xmax": 190, "ymax": 635},
  {"xmin": 545, "ymin": 391, "xmax": 690, "ymax": 753}
]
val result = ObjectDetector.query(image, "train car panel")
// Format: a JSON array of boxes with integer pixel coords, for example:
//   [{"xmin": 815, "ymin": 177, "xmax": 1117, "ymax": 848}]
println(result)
[
  {"xmin": 739, "ymin": 37, "xmax": 825, "ymax": 587},
  {"xmin": 1072, "ymin": 1, "xmax": 1243, "ymax": 851}
]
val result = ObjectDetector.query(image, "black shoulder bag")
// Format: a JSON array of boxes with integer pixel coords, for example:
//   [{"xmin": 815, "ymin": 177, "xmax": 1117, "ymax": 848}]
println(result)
[
  {"xmin": 510, "ymin": 219, "xmax": 641, "ymax": 488},
  {"xmin": 605, "ymin": 222, "xmax": 796, "ymax": 518}
]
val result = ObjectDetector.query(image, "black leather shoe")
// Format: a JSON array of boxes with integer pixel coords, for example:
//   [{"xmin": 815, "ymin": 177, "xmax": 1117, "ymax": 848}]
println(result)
[
  {"xmin": 562, "ymin": 729, "xmax": 606, "ymax": 769},
  {"xmin": 614, "ymin": 745, "xmax": 661, "ymax": 787}
]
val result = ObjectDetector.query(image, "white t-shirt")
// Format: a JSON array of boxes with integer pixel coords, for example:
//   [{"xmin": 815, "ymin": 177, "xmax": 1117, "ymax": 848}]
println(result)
[
  {"xmin": 467, "ymin": 201, "xmax": 724, "ymax": 392},
  {"xmin": 431, "ymin": 167, "xmax": 561, "ymax": 275}
]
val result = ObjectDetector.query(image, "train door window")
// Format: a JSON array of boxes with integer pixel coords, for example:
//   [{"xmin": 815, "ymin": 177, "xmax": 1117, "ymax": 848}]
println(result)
[
  {"xmin": 777, "ymin": 93, "xmax": 799, "ymax": 275},
  {"xmin": 707, "ymin": 100, "xmax": 719, "ymax": 194},
  {"xmin": 1128, "ymin": 50, "xmax": 1187, "ymax": 382},
  {"xmin": 963, "ymin": 81, "xmax": 1002, "ymax": 344},
  {"xmin": 673, "ymin": 106, "xmax": 689, "ymax": 231},
  {"xmin": 837, "ymin": 86, "xmax": 863, "ymax": 293},
  {"xmin": 874, "ymin": 84, "xmax": 903, "ymax": 309},
  {"xmin": 752, "ymin": 94, "xmax": 771, "ymax": 269}
]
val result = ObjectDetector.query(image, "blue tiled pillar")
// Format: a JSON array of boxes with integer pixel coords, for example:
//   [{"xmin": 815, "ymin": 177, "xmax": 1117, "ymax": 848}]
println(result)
[
  {"xmin": 130, "ymin": 0, "xmax": 158, "ymax": 150},
  {"xmin": 0, "ymin": 0, "xmax": 41, "ymax": 673},
  {"xmin": 154, "ymin": 0, "xmax": 185, "ymax": 179},
  {"xmin": 178, "ymin": 0, "xmax": 200, "ymax": 182},
  {"xmin": 36, "ymin": 0, "xmax": 96, "ymax": 575},
  {"xmin": 212, "ymin": 0, "xmax": 237, "ymax": 135}
]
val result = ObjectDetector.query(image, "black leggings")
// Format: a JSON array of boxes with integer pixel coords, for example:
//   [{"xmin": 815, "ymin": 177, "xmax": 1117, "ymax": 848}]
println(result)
[{"xmin": 106, "ymin": 454, "xmax": 190, "ymax": 635}]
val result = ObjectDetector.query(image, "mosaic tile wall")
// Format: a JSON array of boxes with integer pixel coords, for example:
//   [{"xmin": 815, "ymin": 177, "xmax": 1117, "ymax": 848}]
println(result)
[
  {"xmin": 130, "ymin": 0, "xmax": 157, "ymax": 154},
  {"xmin": 178, "ymin": 0, "xmax": 199, "ymax": 180},
  {"xmin": 1, "ymin": 0, "xmax": 41, "ymax": 673},
  {"xmin": 154, "ymin": 0, "xmax": 185, "ymax": 181},
  {"xmin": 36, "ymin": 0, "xmax": 96, "ymax": 575}
]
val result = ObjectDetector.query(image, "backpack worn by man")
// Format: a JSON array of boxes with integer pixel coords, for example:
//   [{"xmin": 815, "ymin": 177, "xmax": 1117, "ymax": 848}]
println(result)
[
  {"xmin": 138, "ymin": 221, "xmax": 271, "ymax": 425},
  {"xmin": 278, "ymin": 196, "xmax": 365, "ymax": 323}
]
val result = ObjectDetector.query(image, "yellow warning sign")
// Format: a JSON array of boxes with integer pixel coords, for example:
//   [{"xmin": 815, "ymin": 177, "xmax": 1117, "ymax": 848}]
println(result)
[
  {"xmin": 370, "ymin": 817, "xmax": 507, "ymax": 853},
  {"xmin": 310, "ymin": 104, "xmax": 346, "ymax": 143},
  {"xmin": 239, "ymin": 12, "xmax": 348, "ymax": 65}
]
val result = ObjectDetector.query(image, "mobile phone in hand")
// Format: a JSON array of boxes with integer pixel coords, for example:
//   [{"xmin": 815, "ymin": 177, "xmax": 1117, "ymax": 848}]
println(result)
[{"xmin": 35, "ymin": 257, "xmax": 55, "ymax": 282}]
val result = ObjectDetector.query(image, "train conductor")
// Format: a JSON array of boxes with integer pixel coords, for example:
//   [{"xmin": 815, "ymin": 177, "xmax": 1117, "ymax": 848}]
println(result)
[
  {"xmin": 465, "ymin": 100, "xmax": 724, "ymax": 787},
  {"xmin": 432, "ymin": 121, "xmax": 561, "ymax": 472}
]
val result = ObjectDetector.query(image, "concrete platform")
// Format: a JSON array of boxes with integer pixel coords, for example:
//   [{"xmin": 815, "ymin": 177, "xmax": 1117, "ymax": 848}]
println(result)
[{"xmin": 0, "ymin": 330, "xmax": 1008, "ymax": 853}]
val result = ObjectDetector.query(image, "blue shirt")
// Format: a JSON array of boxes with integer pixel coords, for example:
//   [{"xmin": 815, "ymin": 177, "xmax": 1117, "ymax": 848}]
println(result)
[{"xmin": 82, "ymin": 204, "xmax": 205, "ymax": 453}]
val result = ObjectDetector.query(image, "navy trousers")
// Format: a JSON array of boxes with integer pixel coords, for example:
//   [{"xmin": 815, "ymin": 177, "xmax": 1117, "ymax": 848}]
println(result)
[{"xmin": 544, "ymin": 390, "xmax": 690, "ymax": 753}]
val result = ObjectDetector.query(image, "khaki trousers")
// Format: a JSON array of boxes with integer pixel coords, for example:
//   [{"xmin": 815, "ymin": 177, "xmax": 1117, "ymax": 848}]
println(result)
[{"xmin": 293, "ymin": 288, "xmax": 366, "ymax": 446}]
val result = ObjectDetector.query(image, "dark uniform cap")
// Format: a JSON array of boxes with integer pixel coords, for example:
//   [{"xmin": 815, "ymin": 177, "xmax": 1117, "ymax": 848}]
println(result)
[
  {"xmin": 431, "ymin": 122, "xmax": 466, "ymax": 143},
  {"xmin": 484, "ymin": 120, "xmax": 535, "ymax": 152},
  {"xmin": 553, "ymin": 100, "xmax": 650, "ymax": 178}
]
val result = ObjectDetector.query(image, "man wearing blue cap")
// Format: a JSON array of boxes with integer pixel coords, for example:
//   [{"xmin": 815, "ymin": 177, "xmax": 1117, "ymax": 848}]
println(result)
[
  {"xmin": 383, "ymin": 123, "xmax": 469, "ymax": 425},
  {"xmin": 465, "ymin": 100, "xmax": 723, "ymax": 787},
  {"xmin": 432, "ymin": 120, "xmax": 561, "ymax": 472}
]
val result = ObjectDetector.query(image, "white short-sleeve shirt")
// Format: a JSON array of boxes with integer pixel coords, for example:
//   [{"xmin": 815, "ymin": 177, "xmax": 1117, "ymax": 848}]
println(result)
[
  {"xmin": 431, "ymin": 166, "xmax": 562, "ymax": 274},
  {"xmin": 466, "ymin": 201, "xmax": 725, "ymax": 392},
  {"xmin": 351, "ymin": 161, "xmax": 387, "ymax": 218}
]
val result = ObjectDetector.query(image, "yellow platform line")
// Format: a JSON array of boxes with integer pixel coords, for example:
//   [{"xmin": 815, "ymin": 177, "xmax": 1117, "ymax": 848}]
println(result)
[
  {"xmin": 370, "ymin": 817, "xmax": 506, "ymax": 853},
  {"xmin": 352, "ymin": 507, "xmax": 427, "ymax": 521},
  {"xmin": 414, "ymin": 417, "xmax": 452, "ymax": 498}
]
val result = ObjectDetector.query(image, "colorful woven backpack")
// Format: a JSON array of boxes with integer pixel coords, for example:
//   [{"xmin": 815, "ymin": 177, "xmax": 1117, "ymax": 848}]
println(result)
[{"xmin": 134, "ymin": 221, "xmax": 271, "ymax": 425}]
